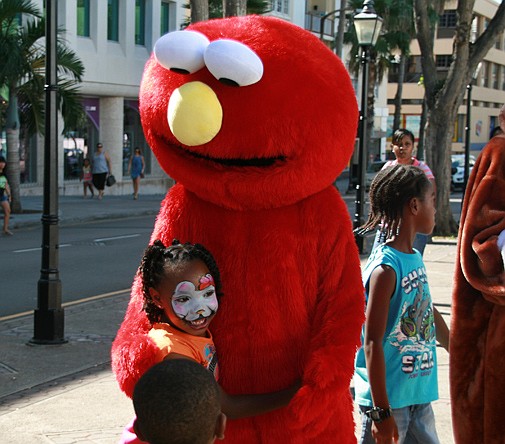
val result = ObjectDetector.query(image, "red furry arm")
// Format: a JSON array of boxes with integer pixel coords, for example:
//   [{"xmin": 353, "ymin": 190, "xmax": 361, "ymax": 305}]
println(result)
[
  {"xmin": 290, "ymin": 229, "xmax": 365, "ymax": 439},
  {"xmin": 111, "ymin": 190, "xmax": 181, "ymax": 398},
  {"xmin": 111, "ymin": 277, "xmax": 162, "ymax": 398}
]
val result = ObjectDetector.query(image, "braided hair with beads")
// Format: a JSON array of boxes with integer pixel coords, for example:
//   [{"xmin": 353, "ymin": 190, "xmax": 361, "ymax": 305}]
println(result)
[
  {"xmin": 139, "ymin": 239, "xmax": 223, "ymax": 323},
  {"xmin": 358, "ymin": 164, "xmax": 431, "ymax": 240}
]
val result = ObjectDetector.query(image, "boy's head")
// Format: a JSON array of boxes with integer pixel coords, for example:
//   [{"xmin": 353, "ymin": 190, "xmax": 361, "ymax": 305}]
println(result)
[{"xmin": 133, "ymin": 359, "xmax": 226, "ymax": 444}]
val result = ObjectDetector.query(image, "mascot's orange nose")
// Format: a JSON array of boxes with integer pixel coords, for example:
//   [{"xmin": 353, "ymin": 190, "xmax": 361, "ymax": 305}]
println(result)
[{"xmin": 167, "ymin": 81, "xmax": 223, "ymax": 146}]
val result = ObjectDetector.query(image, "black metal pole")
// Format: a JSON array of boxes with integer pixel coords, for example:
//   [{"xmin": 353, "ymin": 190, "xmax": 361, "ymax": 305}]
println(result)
[
  {"xmin": 32, "ymin": 0, "xmax": 65, "ymax": 344},
  {"xmin": 463, "ymin": 82, "xmax": 472, "ymax": 198},
  {"xmin": 354, "ymin": 46, "xmax": 370, "ymax": 254}
]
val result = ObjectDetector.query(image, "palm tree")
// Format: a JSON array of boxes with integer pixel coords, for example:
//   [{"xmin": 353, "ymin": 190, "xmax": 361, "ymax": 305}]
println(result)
[{"xmin": 0, "ymin": 0, "xmax": 85, "ymax": 213}]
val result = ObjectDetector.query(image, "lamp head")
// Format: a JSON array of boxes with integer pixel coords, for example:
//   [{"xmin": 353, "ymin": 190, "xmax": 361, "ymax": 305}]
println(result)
[{"xmin": 354, "ymin": 0, "xmax": 383, "ymax": 47}]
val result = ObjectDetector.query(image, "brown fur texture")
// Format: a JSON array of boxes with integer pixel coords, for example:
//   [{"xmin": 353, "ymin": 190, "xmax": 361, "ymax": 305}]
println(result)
[{"xmin": 450, "ymin": 124, "xmax": 505, "ymax": 443}]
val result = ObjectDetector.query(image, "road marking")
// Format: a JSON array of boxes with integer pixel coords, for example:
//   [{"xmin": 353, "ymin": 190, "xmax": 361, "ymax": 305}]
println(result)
[
  {"xmin": 13, "ymin": 244, "xmax": 72, "ymax": 253},
  {"xmin": 0, "ymin": 288, "xmax": 130, "ymax": 322},
  {"xmin": 12, "ymin": 234, "xmax": 141, "ymax": 253},
  {"xmin": 93, "ymin": 234, "xmax": 140, "ymax": 242}
]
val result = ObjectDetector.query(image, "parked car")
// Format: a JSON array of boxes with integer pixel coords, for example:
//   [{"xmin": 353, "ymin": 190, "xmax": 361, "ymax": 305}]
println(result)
[{"xmin": 451, "ymin": 154, "xmax": 476, "ymax": 189}]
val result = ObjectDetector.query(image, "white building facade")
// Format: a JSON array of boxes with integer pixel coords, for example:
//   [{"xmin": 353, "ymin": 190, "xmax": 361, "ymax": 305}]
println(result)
[{"xmin": 22, "ymin": 0, "xmax": 188, "ymax": 196}]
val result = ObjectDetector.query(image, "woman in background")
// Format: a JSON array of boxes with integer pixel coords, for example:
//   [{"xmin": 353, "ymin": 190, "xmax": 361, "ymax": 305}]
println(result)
[{"xmin": 128, "ymin": 147, "xmax": 145, "ymax": 200}]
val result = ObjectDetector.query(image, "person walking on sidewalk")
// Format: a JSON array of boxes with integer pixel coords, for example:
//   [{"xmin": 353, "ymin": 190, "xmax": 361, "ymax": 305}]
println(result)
[
  {"xmin": 80, "ymin": 158, "xmax": 94, "ymax": 198},
  {"xmin": 372, "ymin": 128, "xmax": 436, "ymax": 255},
  {"xmin": 91, "ymin": 143, "xmax": 112, "ymax": 200},
  {"xmin": 0, "ymin": 156, "xmax": 13, "ymax": 236},
  {"xmin": 127, "ymin": 147, "xmax": 145, "ymax": 200},
  {"xmin": 354, "ymin": 165, "xmax": 449, "ymax": 444}
]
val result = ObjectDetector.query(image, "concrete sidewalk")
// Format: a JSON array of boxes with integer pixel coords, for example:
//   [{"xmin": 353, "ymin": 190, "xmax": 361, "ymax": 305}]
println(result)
[
  {"xmin": 8, "ymin": 193, "xmax": 167, "ymax": 231},
  {"xmin": 0, "ymin": 188, "xmax": 457, "ymax": 444}
]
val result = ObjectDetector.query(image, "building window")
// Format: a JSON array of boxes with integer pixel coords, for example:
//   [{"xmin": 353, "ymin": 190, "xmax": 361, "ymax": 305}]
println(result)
[
  {"xmin": 272, "ymin": 0, "xmax": 289, "ymax": 15},
  {"xmin": 161, "ymin": 1, "xmax": 173, "ymax": 35},
  {"xmin": 436, "ymin": 55, "xmax": 452, "ymax": 70},
  {"xmin": 77, "ymin": 0, "xmax": 90, "ymax": 37},
  {"xmin": 482, "ymin": 61, "xmax": 490, "ymax": 88},
  {"xmin": 108, "ymin": 0, "xmax": 119, "ymax": 41},
  {"xmin": 439, "ymin": 10, "xmax": 457, "ymax": 28},
  {"xmin": 135, "ymin": 0, "xmax": 145, "ymax": 45},
  {"xmin": 471, "ymin": 17, "xmax": 478, "ymax": 43},
  {"xmin": 492, "ymin": 64, "xmax": 499, "ymax": 89},
  {"xmin": 495, "ymin": 37, "xmax": 501, "ymax": 49}
]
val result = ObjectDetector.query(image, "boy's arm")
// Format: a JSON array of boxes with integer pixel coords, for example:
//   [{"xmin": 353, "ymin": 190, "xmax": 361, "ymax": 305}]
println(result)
[
  {"xmin": 218, "ymin": 382, "xmax": 300, "ymax": 420},
  {"xmin": 434, "ymin": 306, "xmax": 449, "ymax": 351},
  {"xmin": 364, "ymin": 265, "xmax": 399, "ymax": 444},
  {"xmin": 165, "ymin": 353, "xmax": 299, "ymax": 420}
]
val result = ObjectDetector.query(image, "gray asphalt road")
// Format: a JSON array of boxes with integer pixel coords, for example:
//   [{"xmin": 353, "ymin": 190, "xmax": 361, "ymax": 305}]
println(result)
[{"xmin": 0, "ymin": 215, "xmax": 156, "ymax": 317}]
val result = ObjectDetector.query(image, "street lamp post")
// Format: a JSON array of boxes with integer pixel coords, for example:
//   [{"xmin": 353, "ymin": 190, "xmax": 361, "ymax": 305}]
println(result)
[
  {"xmin": 463, "ymin": 63, "xmax": 482, "ymax": 197},
  {"xmin": 353, "ymin": 0, "xmax": 383, "ymax": 254},
  {"xmin": 32, "ymin": 0, "xmax": 65, "ymax": 344}
]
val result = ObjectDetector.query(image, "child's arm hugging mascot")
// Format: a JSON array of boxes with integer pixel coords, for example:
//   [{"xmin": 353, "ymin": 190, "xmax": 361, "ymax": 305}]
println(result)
[
  {"xmin": 112, "ymin": 16, "xmax": 365, "ymax": 443},
  {"xmin": 451, "ymin": 104, "xmax": 505, "ymax": 444}
]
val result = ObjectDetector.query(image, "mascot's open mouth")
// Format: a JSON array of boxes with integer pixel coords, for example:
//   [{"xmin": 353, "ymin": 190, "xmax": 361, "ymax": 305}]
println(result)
[{"xmin": 164, "ymin": 136, "xmax": 287, "ymax": 167}]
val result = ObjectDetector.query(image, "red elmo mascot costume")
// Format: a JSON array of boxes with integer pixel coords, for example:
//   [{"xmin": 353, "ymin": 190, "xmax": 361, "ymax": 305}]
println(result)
[
  {"xmin": 450, "ymin": 104, "xmax": 505, "ymax": 444},
  {"xmin": 112, "ymin": 16, "xmax": 364, "ymax": 443}
]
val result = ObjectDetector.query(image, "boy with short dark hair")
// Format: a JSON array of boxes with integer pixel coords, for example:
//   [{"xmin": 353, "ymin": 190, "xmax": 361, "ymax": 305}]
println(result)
[{"xmin": 132, "ymin": 359, "xmax": 226, "ymax": 444}]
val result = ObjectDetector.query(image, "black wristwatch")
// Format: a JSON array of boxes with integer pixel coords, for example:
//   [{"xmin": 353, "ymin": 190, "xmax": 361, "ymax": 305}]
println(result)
[{"xmin": 365, "ymin": 406, "xmax": 393, "ymax": 423}]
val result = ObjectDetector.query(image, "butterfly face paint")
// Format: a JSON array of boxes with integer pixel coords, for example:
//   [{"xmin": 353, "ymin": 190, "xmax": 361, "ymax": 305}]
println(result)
[{"xmin": 172, "ymin": 274, "xmax": 218, "ymax": 323}]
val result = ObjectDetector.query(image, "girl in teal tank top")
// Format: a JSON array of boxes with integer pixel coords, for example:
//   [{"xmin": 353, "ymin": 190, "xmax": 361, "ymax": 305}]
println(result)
[{"xmin": 354, "ymin": 164, "xmax": 449, "ymax": 444}]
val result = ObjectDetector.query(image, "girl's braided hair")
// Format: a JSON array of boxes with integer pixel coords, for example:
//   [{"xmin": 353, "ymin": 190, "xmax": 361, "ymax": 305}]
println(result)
[
  {"xmin": 358, "ymin": 164, "xmax": 431, "ymax": 239},
  {"xmin": 139, "ymin": 239, "xmax": 223, "ymax": 323}
]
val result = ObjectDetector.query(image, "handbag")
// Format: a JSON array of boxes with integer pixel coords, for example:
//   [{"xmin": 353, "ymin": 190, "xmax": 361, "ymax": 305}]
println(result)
[{"xmin": 106, "ymin": 174, "xmax": 116, "ymax": 187}]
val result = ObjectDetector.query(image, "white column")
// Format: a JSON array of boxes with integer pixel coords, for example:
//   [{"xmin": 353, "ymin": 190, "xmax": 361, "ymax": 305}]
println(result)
[{"xmin": 99, "ymin": 96, "xmax": 124, "ymax": 182}]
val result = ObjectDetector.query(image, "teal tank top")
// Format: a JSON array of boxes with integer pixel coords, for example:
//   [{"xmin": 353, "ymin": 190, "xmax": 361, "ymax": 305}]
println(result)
[{"xmin": 354, "ymin": 244, "xmax": 439, "ymax": 409}]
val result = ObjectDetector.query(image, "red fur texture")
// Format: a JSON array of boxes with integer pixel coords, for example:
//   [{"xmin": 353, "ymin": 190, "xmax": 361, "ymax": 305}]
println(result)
[
  {"xmin": 450, "ymin": 135, "xmax": 505, "ymax": 444},
  {"xmin": 111, "ymin": 16, "xmax": 364, "ymax": 443}
]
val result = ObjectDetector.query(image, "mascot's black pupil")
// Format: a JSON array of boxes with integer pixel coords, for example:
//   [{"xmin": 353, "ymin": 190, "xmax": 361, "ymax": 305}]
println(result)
[
  {"xmin": 171, "ymin": 67, "xmax": 190, "ymax": 75},
  {"xmin": 219, "ymin": 78, "xmax": 240, "ymax": 87}
]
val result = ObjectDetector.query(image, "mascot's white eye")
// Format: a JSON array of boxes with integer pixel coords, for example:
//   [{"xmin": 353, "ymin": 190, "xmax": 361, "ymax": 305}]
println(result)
[
  {"xmin": 154, "ymin": 30, "xmax": 210, "ymax": 74},
  {"xmin": 204, "ymin": 39, "xmax": 264, "ymax": 87}
]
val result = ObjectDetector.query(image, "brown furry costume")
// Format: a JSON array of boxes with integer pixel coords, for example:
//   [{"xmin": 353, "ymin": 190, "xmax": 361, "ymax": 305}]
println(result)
[{"xmin": 450, "ymin": 105, "xmax": 505, "ymax": 444}]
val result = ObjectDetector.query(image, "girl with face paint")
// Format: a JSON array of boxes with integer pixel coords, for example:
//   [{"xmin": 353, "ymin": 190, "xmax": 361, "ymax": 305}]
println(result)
[{"xmin": 119, "ymin": 240, "xmax": 299, "ymax": 444}]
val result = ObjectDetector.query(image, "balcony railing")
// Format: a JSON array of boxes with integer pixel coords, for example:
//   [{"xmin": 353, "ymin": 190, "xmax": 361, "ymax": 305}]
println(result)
[{"xmin": 305, "ymin": 12, "xmax": 336, "ymax": 37}]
